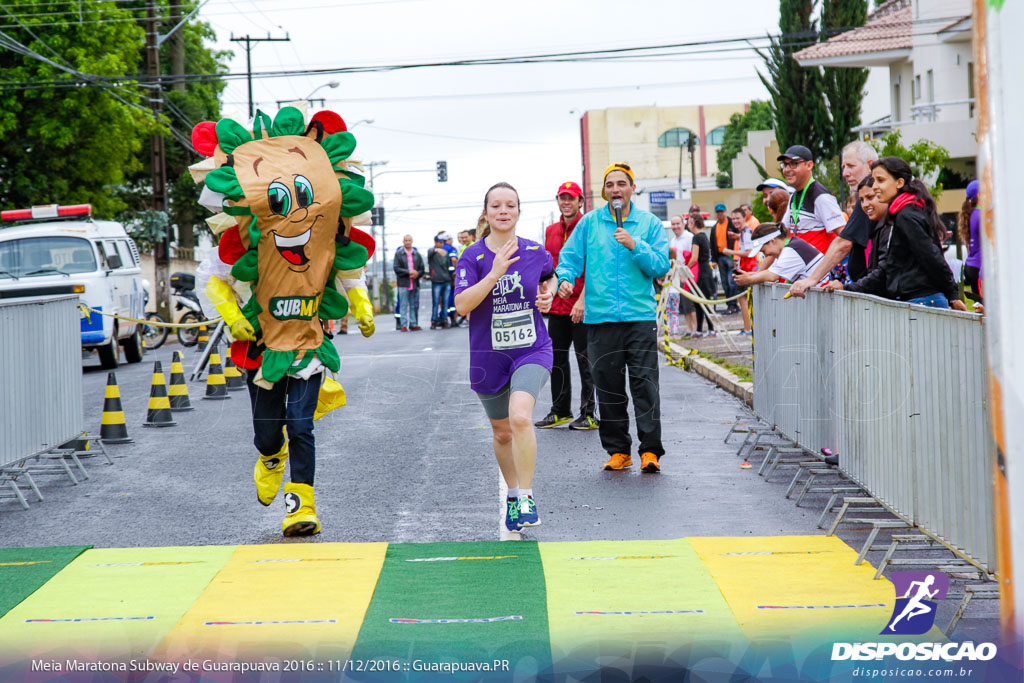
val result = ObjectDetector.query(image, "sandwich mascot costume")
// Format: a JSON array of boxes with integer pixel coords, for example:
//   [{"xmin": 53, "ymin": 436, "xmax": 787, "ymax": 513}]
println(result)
[{"xmin": 189, "ymin": 106, "xmax": 375, "ymax": 536}]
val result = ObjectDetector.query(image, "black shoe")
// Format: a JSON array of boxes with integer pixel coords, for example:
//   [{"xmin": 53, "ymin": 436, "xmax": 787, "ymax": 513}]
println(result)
[
  {"xmin": 535, "ymin": 412, "xmax": 572, "ymax": 429},
  {"xmin": 568, "ymin": 414, "xmax": 599, "ymax": 430}
]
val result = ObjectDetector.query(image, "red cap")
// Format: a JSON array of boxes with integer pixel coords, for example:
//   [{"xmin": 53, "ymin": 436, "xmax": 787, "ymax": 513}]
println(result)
[{"xmin": 555, "ymin": 181, "xmax": 583, "ymax": 199}]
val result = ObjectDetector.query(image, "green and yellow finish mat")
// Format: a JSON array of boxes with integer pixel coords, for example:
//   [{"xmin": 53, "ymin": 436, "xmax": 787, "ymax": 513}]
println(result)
[{"xmin": 0, "ymin": 536, "xmax": 934, "ymax": 670}]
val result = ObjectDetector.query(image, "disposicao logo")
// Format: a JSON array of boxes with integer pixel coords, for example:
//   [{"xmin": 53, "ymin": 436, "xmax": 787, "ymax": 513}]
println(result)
[
  {"xmin": 831, "ymin": 571, "xmax": 998, "ymax": 663},
  {"xmin": 883, "ymin": 571, "xmax": 949, "ymax": 635}
]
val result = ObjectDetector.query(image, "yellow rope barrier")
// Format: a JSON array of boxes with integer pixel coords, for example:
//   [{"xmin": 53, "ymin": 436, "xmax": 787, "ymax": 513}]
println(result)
[{"xmin": 79, "ymin": 305, "xmax": 222, "ymax": 329}]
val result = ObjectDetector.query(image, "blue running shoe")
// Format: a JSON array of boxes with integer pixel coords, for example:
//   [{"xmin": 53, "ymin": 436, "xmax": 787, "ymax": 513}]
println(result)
[
  {"xmin": 518, "ymin": 496, "xmax": 541, "ymax": 527},
  {"xmin": 504, "ymin": 497, "xmax": 521, "ymax": 531}
]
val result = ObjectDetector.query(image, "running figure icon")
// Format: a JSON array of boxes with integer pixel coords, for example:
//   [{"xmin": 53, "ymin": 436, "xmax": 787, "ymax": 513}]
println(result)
[{"xmin": 886, "ymin": 575, "xmax": 939, "ymax": 632}]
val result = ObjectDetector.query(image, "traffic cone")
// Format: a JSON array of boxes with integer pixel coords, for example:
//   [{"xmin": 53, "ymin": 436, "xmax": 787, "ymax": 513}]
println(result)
[
  {"xmin": 143, "ymin": 361, "xmax": 177, "ymax": 427},
  {"xmin": 203, "ymin": 352, "xmax": 230, "ymax": 400},
  {"xmin": 196, "ymin": 325, "xmax": 209, "ymax": 352},
  {"xmin": 168, "ymin": 351, "xmax": 194, "ymax": 412},
  {"xmin": 223, "ymin": 355, "xmax": 246, "ymax": 391},
  {"xmin": 100, "ymin": 372, "xmax": 133, "ymax": 444}
]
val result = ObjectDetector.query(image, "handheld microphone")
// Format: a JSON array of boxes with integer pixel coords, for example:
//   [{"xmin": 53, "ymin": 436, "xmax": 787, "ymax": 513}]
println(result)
[{"xmin": 611, "ymin": 199, "xmax": 623, "ymax": 228}]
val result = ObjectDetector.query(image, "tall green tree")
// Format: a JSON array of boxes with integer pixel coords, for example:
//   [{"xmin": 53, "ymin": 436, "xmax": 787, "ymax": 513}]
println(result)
[
  {"xmin": 0, "ymin": 1, "xmax": 155, "ymax": 216},
  {"xmin": 116, "ymin": 1, "xmax": 230, "ymax": 252},
  {"xmin": 820, "ymin": 0, "xmax": 869, "ymax": 160},
  {"xmin": 758, "ymin": 0, "xmax": 828, "ymax": 155},
  {"xmin": 716, "ymin": 101, "xmax": 775, "ymax": 186}
]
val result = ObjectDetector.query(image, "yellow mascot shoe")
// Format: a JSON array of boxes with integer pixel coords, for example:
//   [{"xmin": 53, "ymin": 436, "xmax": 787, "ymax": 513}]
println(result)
[
  {"xmin": 254, "ymin": 440, "xmax": 289, "ymax": 507},
  {"xmin": 282, "ymin": 482, "xmax": 321, "ymax": 537}
]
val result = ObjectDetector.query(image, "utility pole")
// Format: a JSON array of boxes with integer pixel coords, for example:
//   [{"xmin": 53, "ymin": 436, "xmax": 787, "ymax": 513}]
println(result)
[
  {"xmin": 688, "ymin": 132, "xmax": 697, "ymax": 190},
  {"xmin": 146, "ymin": 1, "xmax": 170, "ymax": 322},
  {"xmin": 230, "ymin": 33, "xmax": 290, "ymax": 120},
  {"xmin": 364, "ymin": 161, "xmax": 389, "ymax": 312}
]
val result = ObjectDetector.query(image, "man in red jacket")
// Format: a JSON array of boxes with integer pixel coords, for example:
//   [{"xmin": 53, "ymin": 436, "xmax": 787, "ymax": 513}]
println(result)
[{"xmin": 535, "ymin": 181, "xmax": 598, "ymax": 430}]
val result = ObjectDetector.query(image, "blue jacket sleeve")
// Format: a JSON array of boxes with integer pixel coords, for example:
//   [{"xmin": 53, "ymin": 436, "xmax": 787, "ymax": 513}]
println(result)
[
  {"xmin": 555, "ymin": 219, "xmax": 586, "ymax": 284},
  {"xmin": 630, "ymin": 216, "xmax": 670, "ymax": 278}
]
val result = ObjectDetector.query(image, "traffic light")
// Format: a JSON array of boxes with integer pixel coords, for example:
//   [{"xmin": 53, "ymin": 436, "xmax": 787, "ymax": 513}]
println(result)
[
  {"xmin": 436, "ymin": 160, "xmax": 448, "ymax": 182},
  {"xmin": 371, "ymin": 206, "xmax": 385, "ymax": 225},
  {"xmin": 687, "ymin": 133, "xmax": 695, "ymax": 153}
]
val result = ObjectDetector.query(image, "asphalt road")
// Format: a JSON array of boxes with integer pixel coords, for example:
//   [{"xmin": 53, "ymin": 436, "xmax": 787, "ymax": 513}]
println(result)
[{"xmin": 3, "ymin": 298, "xmax": 825, "ymax": 547}]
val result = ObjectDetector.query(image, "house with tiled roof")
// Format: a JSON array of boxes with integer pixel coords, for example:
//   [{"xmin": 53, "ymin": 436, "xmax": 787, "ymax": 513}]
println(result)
[{"xmin": 795, "ymin": 0, "xmax": 975, "ymax": 177}]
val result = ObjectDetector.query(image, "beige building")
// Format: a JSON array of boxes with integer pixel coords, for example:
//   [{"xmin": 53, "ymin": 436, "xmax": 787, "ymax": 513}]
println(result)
[{"xmin": 580, "ymin": 104, "xmax": 748, "ymax": 218}]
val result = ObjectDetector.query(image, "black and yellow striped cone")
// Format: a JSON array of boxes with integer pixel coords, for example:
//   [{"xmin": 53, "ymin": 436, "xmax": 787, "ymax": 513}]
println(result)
[
  {"xmin": 168, "ymin": 351, "xmax": 194, "ymax": 412},
  {"xmin": 143, "ymin": 361, "xmax": 177, "ymax": 427},
  {"xmin": 100, "ymin": 372, "xmax": 133, "ymax": 444},
  {"xmin": 196, "ymin": 324, "xmax": 209, "ymax": 352},
  {"xmin": 223, "ymin": 355, "xmax": 246, "ymax": 391},
  {"xmin": 203, "ymin": 351, "xmax": 230, "ymax": 400}
]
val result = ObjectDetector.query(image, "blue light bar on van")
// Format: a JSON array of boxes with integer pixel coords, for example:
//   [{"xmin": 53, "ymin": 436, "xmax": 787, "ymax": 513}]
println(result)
[{"xmin": 0, "ymin": 204, "xmax": 92, "ymax": 222}]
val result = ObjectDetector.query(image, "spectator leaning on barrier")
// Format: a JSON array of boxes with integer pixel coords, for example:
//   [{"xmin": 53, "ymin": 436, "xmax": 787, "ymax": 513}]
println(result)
[
  {"xmin": 788, "ymin": 141, "xmax": 877, "ymax": 299},
  {"xmin": 778, "ymin": 145, "xmax": 847, "ymax": 257},
  {"xmin": 393, "ymin": 234, "xmax": 425, "ymax": 331},
  {"xmin": 826, "ymin": 175, "xmax": 891, "ymax": 297},
  {"xmin": 734, "ymin": 223, "xmax": 827, "ymax": 288},
  {"xmin": 555, "ymin": 162, "xmax": 670, "ymax": 473},
  {"xmin": 846, "ymin": 157, "xmax": 966, "ymax": 310},
  {"xmin": 711, "ymin": 202, "xmax": 740, "ymax": 315},
  {"xmin": 536, "ymin": 181, "xmax": 598, "ymax": 432}
]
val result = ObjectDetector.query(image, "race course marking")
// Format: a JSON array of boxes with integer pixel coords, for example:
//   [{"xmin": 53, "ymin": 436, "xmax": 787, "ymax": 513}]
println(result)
[
  {"xmin": 389, "ymin": 616, "xmax": 522, "ymax": 624},
  {"xmin": 575, "ymin": 610, "xmax": 704, "ymax": 615},
  {"xmin": 26, "ymin": 616, "xmax": 155, "ymax": 623},
  {"xmin": 90, "ymin": 562, "xmax": 203, "ymax": 567},
  {"xmin": 405, "ymin": 556, "xmax": 517, "ymax": 562},
  {"xmin": 721, "ymin": 551, "xmax": 830, "ymax": 556},
  {"xmin": 0, "ymin": 561, "xmax": 52, "ymax": 566},
  {"xmin": 204, "ymin": 619, "xmax": 338, "ymax": 626},
  {"xmin": 566, "ymin": 556, "xmax": 677, "ymax": 561},
  {"xmin": 757, "ymin": 604, "xmax": 887, "ymax": 610},
  {"xmin": 250, "ymin": 558, "xmax": 358, "ymax": 563}
]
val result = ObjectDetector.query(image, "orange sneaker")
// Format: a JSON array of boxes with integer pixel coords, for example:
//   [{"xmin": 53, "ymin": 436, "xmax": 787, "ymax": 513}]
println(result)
[
  {"xmin": 603, "ymin": 453, "xmax": 633, "ymax": 471},
  {"xmin": 640, "ymin": 452, "xmax": 661, "ymax": 473}
]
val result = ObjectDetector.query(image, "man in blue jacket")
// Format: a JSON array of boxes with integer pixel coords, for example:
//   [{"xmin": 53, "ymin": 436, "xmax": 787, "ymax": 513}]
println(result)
[{"xmin": 555, "ymin": 162, "xmax": 671, "ymax": 473}]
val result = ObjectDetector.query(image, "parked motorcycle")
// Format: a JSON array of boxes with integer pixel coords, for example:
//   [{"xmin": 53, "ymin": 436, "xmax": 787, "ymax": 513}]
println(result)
[
  {"xmin": 170, "ymin": 272, "xmax": 207, "ymax": 347},
  {"xmin": 141, "ymin": 279, "xmax": 169, "ymax": 350}
]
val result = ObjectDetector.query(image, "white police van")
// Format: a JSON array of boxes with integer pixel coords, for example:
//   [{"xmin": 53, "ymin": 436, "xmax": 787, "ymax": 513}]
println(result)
[{"xmin": 0, "ymin": 204, "xmax": 145, "ymax": 369}]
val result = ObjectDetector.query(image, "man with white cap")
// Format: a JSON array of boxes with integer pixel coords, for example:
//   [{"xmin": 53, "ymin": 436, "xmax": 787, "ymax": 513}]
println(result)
[{"xmin": 555, "ymin": 163, "xmax": 670, "ymax": 473}]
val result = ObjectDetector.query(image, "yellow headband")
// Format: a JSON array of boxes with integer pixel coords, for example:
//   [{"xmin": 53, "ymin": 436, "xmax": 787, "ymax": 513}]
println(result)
[{"xmin": 602, "ymin": 163, "xmax": 635, "ymax": 200}]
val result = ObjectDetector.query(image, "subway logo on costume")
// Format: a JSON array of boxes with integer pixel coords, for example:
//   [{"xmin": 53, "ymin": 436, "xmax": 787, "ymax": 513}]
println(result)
[{"xmin": 269, "ymin": 295, "xmax": 321, "ymax": 321}]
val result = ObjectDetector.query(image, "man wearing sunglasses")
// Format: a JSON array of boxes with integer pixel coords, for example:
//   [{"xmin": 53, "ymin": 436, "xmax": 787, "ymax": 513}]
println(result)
[{"xmin": 777, "ymin": 145, "xmax": 846, "ymax": 258}]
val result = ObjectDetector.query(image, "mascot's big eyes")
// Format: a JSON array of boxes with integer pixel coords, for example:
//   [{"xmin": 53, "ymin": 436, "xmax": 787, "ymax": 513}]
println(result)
[
  {"xmin": 294, "ymin": 175, "xmax": 314, "ymax": 209},
  {"xmin": 268, "ymin": 181, "xmax": 292, "ymax": 216}
]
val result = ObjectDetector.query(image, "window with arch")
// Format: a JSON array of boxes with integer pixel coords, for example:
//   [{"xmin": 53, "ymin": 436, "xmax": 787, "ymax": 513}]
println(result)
[
  {"xmin": 657, "ymin": 128, "xmax": 697, "ymax": 148},
  {"xmin": 705, "ymin": 126, "xmax": 727, "ymax": 146}
]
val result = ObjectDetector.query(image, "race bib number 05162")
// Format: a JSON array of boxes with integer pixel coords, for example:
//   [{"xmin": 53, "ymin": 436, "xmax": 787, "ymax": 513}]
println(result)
[{"xmin": 491, "ymin": 310, "xmax": 536, "ymax": 350}]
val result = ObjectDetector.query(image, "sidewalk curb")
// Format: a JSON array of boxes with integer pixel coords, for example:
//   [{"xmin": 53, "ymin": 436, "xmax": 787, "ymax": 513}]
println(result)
[{"xmin": 665, "ymin": 341, "xmax": 753, "ymax": 407}]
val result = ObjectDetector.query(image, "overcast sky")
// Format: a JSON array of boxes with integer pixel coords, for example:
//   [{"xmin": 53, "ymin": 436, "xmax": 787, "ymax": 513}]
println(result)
[{"xmin": 197, "ymin": 0, "xmax": 887, "ymax": 250}]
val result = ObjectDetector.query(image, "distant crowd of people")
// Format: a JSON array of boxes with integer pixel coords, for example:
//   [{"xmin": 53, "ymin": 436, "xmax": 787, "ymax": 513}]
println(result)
[{"xmin": 393, "ymin": 143, "xmax": 981, "ymax": 529}]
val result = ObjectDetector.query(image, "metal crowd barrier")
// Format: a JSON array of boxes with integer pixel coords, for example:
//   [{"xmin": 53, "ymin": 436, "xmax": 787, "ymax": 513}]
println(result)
[
  {"xmin": 751, "ymin": 284, "xmax": 996, "ymax": 574},
  {"xmin": 0, "ymin": 295, "xmax": 84, "ymax": 468}
]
